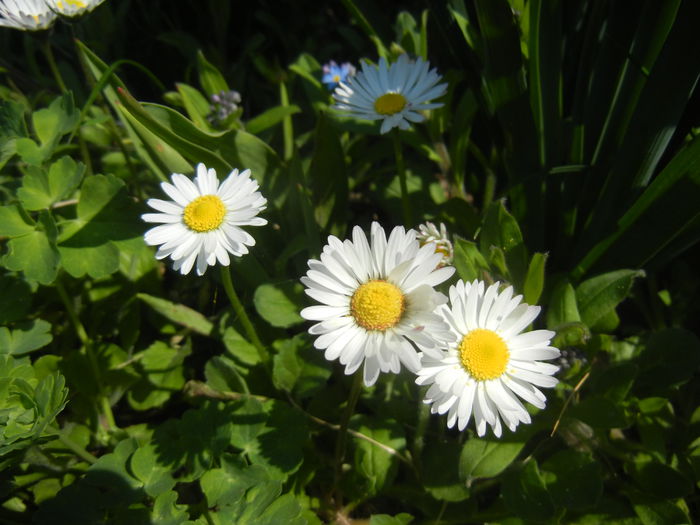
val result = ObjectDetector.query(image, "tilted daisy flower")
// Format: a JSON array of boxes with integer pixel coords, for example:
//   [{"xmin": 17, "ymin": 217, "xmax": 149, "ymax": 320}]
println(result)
[
  {"xmin": 0, "ymin": 0, "xmax": 57, "ymax": 30},
  {"xmin": 333, "ymin": 54, "xmax": 447, "ymax": 134},
  {"xmin": 142, "ymin": 163, "xmax": 267, "ymax": 276},
  {"xmin": 300, "ymin": 222, "xmax": 456, "ymax": 386},
  {"xmin": 416, "ymin": 280, "xmax": 560, "ymax": 437},
  {"xmin": 44, "ymin": 0, "xmax": 107, "ymax": 17},
  {"xmin": 416, "ymin": 221, "xmax": 453, "ymax": 267}
]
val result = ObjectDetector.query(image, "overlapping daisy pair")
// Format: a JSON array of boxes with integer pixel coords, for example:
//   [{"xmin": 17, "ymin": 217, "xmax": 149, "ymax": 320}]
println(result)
[{"xmin": 300, "ymin": 222, "xmax": 560, "ymax": 437}]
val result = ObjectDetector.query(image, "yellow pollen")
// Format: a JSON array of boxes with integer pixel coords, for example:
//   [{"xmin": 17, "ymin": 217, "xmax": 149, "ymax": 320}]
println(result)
[
  {"xmin": 351, "ymin": 280, "xmax": 405, "ymax": 331},
  {"xmin": 333, "ymin": 75, "xmax": 341, "ymax": 83},
  {"xmin": 183, "ymin": 195, "xmax": 226, "ymax": 232},
  {"xmin": 374, "ymin": 93, "xmax": 407, "ymax": 116},
  {"xmin": 58, "ymin": 0, "xmax": 87, "ymax": 9},
  {"xmin": 32, "ymin": 14, "xmax": 40, "ymax": 23},
  {"xmin": 459, "ymin": 329, "xmax": 509, "ymax": 381}
]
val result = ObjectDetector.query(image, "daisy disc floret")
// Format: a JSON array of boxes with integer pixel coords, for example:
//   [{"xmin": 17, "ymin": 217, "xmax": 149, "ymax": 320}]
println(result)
[
  {"xmin": 142, "ymin": 163, "xmax": 267, "ymax": 276},
  {"xmin": 333, "ymin": 54, "xmax": 447, "ymax": 134},
  {"xmin": 0, "ymin": 0, "xmax": 57, "ymax": 30},
  {"xmin": 416, "ymin": 280, "xmax": 560, "ymax": 437},
  {"xmin": 300, "ymin": 222, "xmax": 456, "ymax": 386}
]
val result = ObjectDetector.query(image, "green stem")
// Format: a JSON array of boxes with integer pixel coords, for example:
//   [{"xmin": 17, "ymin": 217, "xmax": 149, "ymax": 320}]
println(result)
[
  {"xmin": 41, "ymin": 35, "xmax": 67, "ymax": 93},
  {"xmin": 55, "ymin": 279, "xmax": 117, "ymax": 432},
  {"xmin": 220, "ymin": 265, "xmax": 269, "ymax": 365},
  {"xmin": 332, "ymin": 373, "xmax": 363, "ymax": 505},
  {"xmin": 280, "ymin": 82, "xmax": 294, "ymax": 161},
  {"xmin": 392, "ymin": 130, "xmax": 412, "ymax": 226},
  {"xmin": 49, "ymin": 424, "xmax": 98, "ymax": 464}
]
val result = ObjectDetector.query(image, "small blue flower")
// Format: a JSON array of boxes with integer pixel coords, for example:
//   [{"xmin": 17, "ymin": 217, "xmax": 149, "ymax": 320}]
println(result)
[{"xmin": 321, "ymin": 61, "xmax": 356, "ymax": 90}]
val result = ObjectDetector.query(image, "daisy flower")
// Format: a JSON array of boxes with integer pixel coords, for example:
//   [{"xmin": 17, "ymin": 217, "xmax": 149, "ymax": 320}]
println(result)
[
  {"xmin": 416, "ymin": 221, "xmax": 453, "ymax": 267},
  {"xmin": 300, "ymin": 222, "xmax": 456, "ymax": 386},
  {"xmin": 321, "ymin": 60, "xmax": 355, "ymax": 90},
  {"xmin": 332, "ymin": 54, "xmax": 447, "ymax": 134},
  {"xmin": 44, "ymin": 0, "xmax": 107, "ymax": 17},
  {"xmin": 0, "ymin": 0, "xmax": 57, "ymax": 30},
  {"xmin": 416, "ymin": 280, "xmax": 560, "ymax": 437},
  {"xmin": 142, "ymin": 163, "xmax": 267, "ymax": 276}
]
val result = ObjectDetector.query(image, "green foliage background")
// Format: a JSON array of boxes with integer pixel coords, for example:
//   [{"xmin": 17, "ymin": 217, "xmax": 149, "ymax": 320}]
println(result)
[{"xmin": 1, "ymin": 0, "xmax": 699, "ymax": 523}]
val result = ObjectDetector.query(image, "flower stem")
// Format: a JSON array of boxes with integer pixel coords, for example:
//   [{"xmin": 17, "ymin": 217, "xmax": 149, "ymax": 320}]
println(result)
[
  {"xmin": 220, "ymin": 265, "xmax": 269, "ymax": 366},
  {"xmin": 332, "ymin": 373, "xmax": 363, "ymax": 505},
  {"xmin": 49, "ymin": 424, "xmax": 98, "ymax": 465},
  {"xmin": 41, "ymin": 35, "xmax": 67, "ymax": 93},
  {"xmin": 392, "ymin": 130, "xmax": 412, "ymax": 226}
]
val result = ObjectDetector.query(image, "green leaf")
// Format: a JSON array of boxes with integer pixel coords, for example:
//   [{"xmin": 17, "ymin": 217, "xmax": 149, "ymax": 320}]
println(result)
[
  {"xmin": 629, "ymin": 455, "xmax": 693, "ymax": 499},
  {"xmin": 453, "ymin": 237, "xmax": 490, "ymax": 282},
  {"xmin": 542, "ymin": 450, "xmax": 603, "ymax": 511},
  {"xmin": 229, "ymin": 397, "xmax": 267, "ymax": 453},
  {"xmin": 576, "ymin": 269, "xmax": 644, "ymax": 331},
  {"xmin": 546, "ymin": 277, "xmax": 581, "ymax": 328},
  {"xmin": 246, "ymin": 105, "xmax": 301, "ymax": 135},
  {"xmin": 18, "ymin": 157, "xmax": 84, "ymax": 211},
  {"xmin": 636, "ymin": 328, "xmax": 700, "ymax": 393},
  {"xmin": 14, "ymin": 137, "xmax": 45, "ymax": 165},
  {"xmin": 129, "ymin": 444, "xmax": 176, "ymax": 497},
  {"xmin": 480, "ymin": 201, "xmax": 528, "ymax": 286},
  {"xmin": 459, "ymin": 436, "xmax": 526, "ymax": 481},
  {"xmin": 369, "ymin": 513, "xmax": 414, "ymax": 525},
  {"xmin": 351, "ymin": 416, "xmax": 406, "ymax": 497},
  {"xmin": 175, "ymin": 82, "xmax": 212, "ymax": 130},
  {"xmin": 0, "ymin": 319, "xmax": 52, "ymax": 356},
  {"xmin": 0, "ymin": 204, "xmax": 35, "ymax": 238},
  {"xmin": 272, "ymin": 334, "xmax": 330, "ymax": 398},
  {"xmin": 422, "ymin": 440, "xmax": 470, "ymax": 502},
  {"xmin": 502, "ymin": 460, "xmax": 556, "ymax": 522},
  {"xmin": 632, "ymin": 500, "xmax": 692, "ymax": 525},
  {"xmin": 220, "ymin": 319, "xmax": 260, "ymax": 365},
  {"xmin": 570, "ymin": 396, "xmax": 629, "ymax": 429},
  {"xmin": 0, "ymin": 99, "xmax": 27, "ymax": 139},
  {"xmin": 150, "ymin": 491, "xmax": 189, "ymax": 525},
  {"xmin": 0, "ymin": 274, "xmax": 32, "ymax": 324},
  {"xmin": 3, "ymin": 227, "xmax": 60, "ymax": 285},
  {"xmin": 137, "ymin": 293, "xmax": 213, "ymax": 335},
  {"xmin": 128, "ymin": 341, "xmax": 186, "ymax": 411},
  {"xmin": 523, "ymin": 252, "xmax": 547, "ymax": 304},
  {"xmin": 32, "ymin": 92, "xmax": 79, "ymax": 147},
  {"xmin": 197, "ymin": 50, "xmax": 229, "ymax": 96},
  {"xmin": 253, "ymin": 282, "xmax": 305, "ymax": 328}
]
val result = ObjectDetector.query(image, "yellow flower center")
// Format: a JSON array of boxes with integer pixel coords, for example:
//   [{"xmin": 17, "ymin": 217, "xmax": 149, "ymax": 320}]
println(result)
[
  {"xmin": 374, "ymin": 93, "xmax": 407, "ymax": 116},
  {"xmin": 56, "ymin": 0, "xmax": 87, "ymax": 9},
  {"xmin": 459, "ymin": 329, "xmax": 509, "ymax": 381},
  {"xmin": 333, "ymin": 74, "xmax": 341, "ymax": 83},
  {"xmin": 351, "ymin": 280, "xmax": 405, "ymax": 331},
  {"xmin": 183, "ymin": 195, "xmax": 226, "ymax": 232}
]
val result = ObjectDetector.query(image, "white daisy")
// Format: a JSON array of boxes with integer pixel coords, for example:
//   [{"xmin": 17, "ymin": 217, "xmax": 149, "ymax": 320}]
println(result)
[
  {"xmin": 44, "ymin": 0, "xmax": 107, "ymax": 17},
  {"xmin": 300, "ymin": 222, "xmax": 456, "ymax": 386},
  {"xmin": 416, "ymin": 221, "xmax": 453, "ymax": 267},
  {"xmin": 0, "ymin": 0, "xmax": 57, "ymax": 30},
  {"xmin": 142, "ymin": 163, "xmax": 267, "ymax": 276},
  {"xmin": 416, "ymin": 280, "xmax": 560, "ymax": 437},
  {"xmin": 333, "ymin": 54, "xmax": 447, "ymax": 134}
]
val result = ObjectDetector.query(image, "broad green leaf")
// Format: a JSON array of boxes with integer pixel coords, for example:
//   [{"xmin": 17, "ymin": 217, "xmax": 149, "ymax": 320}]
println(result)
[
  {"xmin": 542, "ymin": 450, "xmax": 603, "ymax": 511},
  {"xmin": 0, "ymin": 204, "xmax": 35, "ymax": 237},
  {"xmin": 205, "ymin": 355, "xmax": 248, "ymax": 393},
  {"xmin": 220, "ymin": 318, "xmax": 260, "ymax": 365},
  {"xmin": 352, "ymin": 416, "xmax": 406, "ymax": 497},
  {"xmin": 150, "ymin": 491, "xmax": 189, "ymax": 525},
  {"xmin": 0, "ymin": 274, "xmax": 32, "ymax": 324},
  {"xmin": 369, "ymin": 514, "xmax": 414, "ymax": 525},
  {"xmin": 523, "ymin": 252, "xmax": 547, "ymax": 304},
  {"xmin": 636, "ymin": 328, "xmax": 700, "ymax": 393},
  {"xmin": 453, "ymin": 237, "xmax": 490, "ymax": 282},
  {"xmin": 253, "ymin": 282, "xmax": 305, "ymax": 328},
  {"xmin": 546, "ymin": 277, "xmax": 581, "ymax": 329},
  {"xmin": 128, "ymin": 341, "xmax": 186, "ymax": 411},
  {"xmin": 175, "ymin": 82, "xmax": 212, "ymax": 130},
  {"xmin": 3, "ymin": 228, "xmax": 60, "ymax": 285},
  {"xmin": 0, "ymin": 99, "xmax": 27, "ymax": 139},
  {"xmin": 632, "ymin": 500, "xmax": 692, "ymax": 525},
  {"xmin": 272, "ymin": 334, "xmax": 330, "ymax": 398},
  {"xmin": 629, "ymin": 455, "xmax": 693, "ymax": 499},
  {"xmin": 459, "ymin": 436, "xmax": 526, "ymax": 481},
  {"xmin": 422, "ymin": 440, "xmax": 469, "ymax": 502},
  {"xmin": 576, "ymin": 269, "xmax": 644, "ymax": 331},
  {"xmin": 229, "ymin": 397, "xmax": 266, "ymax": 453},
  {"xmin": 197, "ymin": 50, "xmax": 229, "ymax": 96},
  {"xmin": 137, "ymin": 293, "xmax": 213, "ymax": 335},
  {"xmin": 32, "ymin": 92, "xmax": 79, "ymax": 147},
  {"xmin": 129, "ymin": 444, "xmax": 176, "ymax": 497},
  {"xmin": 0, "ymin": 319, "xmax": 52, "ymax": 356},
  {"xmin": 502, "ymin": 460, "xmax": 555, "ymax": 522}
]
